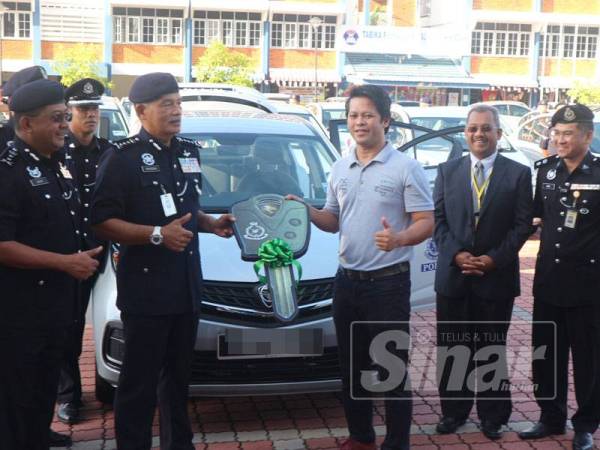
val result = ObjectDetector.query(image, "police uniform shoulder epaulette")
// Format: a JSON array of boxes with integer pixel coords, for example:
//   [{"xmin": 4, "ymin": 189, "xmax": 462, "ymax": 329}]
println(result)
[
  {"xmin": 0, "ymin": 144, "xmax": 20, "ymax": 167},
  {"xmin": 534, "ymin": 155, "xmax": 558, "ymax": 169},
  {"xmin": 591, "ymin": 154, "xmax": 600, "ymax": 165},
  {"xmin": 113, "ymin": 136, "xmax": 140, "ymax": 151},
  {"xmin": 176, "ymin": 136, "xmax": 201, "ymax": 148}
]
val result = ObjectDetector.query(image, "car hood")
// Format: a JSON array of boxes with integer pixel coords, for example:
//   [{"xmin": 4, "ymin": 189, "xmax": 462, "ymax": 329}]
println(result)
[{"xmin": 199, "ymin": 223, "xmax": 340, "ymax": 282}]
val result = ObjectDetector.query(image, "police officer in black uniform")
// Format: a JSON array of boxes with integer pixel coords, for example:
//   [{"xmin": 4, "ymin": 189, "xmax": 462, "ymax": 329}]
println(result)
[
  {"xmin": 56, "ymin": 78, "xmax": 113, "ymax": 424},
  {"xmin": 91, "ymin": 72, "xmax": 235, "ymax": 450},
  {"xmin": 519, "ymin": 104, "xmax": 600, "ymax": 450},
  {"xmin": 0, "ymin": 66, "xmax": 47, "ymax": 152},
  {"xmin": 0, "ymin": 79, "xmax": 102, "ymax": 450}
]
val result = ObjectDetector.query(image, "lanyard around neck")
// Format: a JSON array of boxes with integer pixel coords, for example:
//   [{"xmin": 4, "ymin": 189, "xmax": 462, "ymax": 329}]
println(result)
[{"xmin": 471, "ymin": 166, "xmax": 493, "ymax": 210}]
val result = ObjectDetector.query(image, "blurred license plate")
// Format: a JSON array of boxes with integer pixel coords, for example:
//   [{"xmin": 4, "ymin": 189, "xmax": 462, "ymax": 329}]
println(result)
[{"xmin": 217, "ymin": 328, "xmax": 323, "ymax": 360}]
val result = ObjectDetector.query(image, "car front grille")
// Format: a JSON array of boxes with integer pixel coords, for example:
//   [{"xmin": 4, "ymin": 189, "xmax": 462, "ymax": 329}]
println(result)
[
  {"xmin": 200, "ymin": 278, "xmax": 334, "ymax": 324},
  {"xmin": 190, "ymin": 347, "xmax": 340, "ymax": 384}
]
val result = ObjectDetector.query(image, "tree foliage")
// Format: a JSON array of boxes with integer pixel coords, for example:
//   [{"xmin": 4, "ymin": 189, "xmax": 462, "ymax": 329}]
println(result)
[
  {"xmin": 193, "ymin": 41, "xmax": 254, "ymax": 87},
  {"xmin": 568, "ymin": 81, "xmax": 600, "ymax": 106},
  {"xmin": 51, "ymin": 44, "xmax": 112, "ymax": 89}
]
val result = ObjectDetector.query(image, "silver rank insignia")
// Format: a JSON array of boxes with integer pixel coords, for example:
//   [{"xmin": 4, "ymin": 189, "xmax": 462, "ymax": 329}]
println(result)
[
  {"xmin": 546, "ymin": 169, "xmax": 556, "ymax": 180},
  {"xmin": 59, "ymin": 163, "xmax": 73, "ymax": 179},
  {"xmin": 27, "ymin": 166, "xmax": 42, "ymax": 178},
  {"xmin": 141, "ymin": 153, "xmax": 155, "ymax": 166}
]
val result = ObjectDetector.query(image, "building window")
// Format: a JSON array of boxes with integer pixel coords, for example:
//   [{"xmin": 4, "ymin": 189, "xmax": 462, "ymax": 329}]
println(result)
[
  {"xmin": 128, "ymin": 16, "xmax": 141, "ymax": 43},
  {"xmin": 419, "ymin": 0, "xmax": 432, "ymax": 17},
  {"xmin": 112, "ymin": 8, "xmax": 184, "ymax": 45},
  {"xmin": 171, "ymin": 19, "xmax": 182, "ymax": 44},
  {"xmin": 298, "ymin": 23, "xmax": 310, "ymax": 48},
  {"xmin": 540, "ymin": 25, "xmax": 560, "ymax": 57},
  {"xmin": 192, "ymin": 11, "xmax": 261, "ymax": 47},
  {"xmin": 471, "ymin": 31, "xmax": 481, "ymax": 54},
  {"xmin": 222, "ymin": 19, "xmax": 233, "ymax": 46},
  {"xmin": 562, "ymin": 25, "xmax": 575, "ymax": 57},
  {"xmin": 471, "ymin": 22, "xmax": 531, "ymax": 57},
  {"xmin": 576, "ymin": 26, "xmax": 598, "ymax": 59},
  {"xmin": 271, "ymin": 22, "xmax": 282, "ymax": 47},
  {"xmin": 1, "ymin": 2, "xmax": 31, "ymax": 39},
  {"xmin": 271, "ymin": 14, "xmax": 337, "ymax": 49},
  {"xmin": 249, "ymin": 21, "xmax": 261, "ymax": 46}
]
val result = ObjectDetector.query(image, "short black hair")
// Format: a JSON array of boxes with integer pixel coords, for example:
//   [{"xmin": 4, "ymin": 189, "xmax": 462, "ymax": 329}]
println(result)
[{"xmin": 345, "ymin": 85, "xmax": 391, "ymax": 123}]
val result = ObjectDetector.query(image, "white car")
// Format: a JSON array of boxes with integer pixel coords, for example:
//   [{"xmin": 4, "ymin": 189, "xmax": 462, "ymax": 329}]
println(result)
[
  {"xmin": 482, "ymin": 100, "xmax": 532, "ymax": 132},
  {"xmin": 92, "ymin": 94, "xmax": 443, "ymax": 403}
]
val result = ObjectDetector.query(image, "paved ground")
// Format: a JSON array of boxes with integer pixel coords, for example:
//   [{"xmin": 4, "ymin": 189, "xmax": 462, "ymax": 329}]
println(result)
[{"xmin": 51, "ymin": 239, "xmax": 600, "ymax": 449}]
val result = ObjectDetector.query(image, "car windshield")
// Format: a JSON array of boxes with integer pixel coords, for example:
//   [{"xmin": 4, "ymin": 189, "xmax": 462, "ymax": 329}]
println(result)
[
  {"xmin": 321, "ymin": 109, "xmax": 346, "ymax": 128},
  {"xmin": 181, "ymin": 133, "xmax": 335, "ymax": 212},
  {"xmin": 411, "ymin": 116, "xmax": 515, "ymax": 153},
  {"xmin": 99, "ymin": 108, "xmax": 129, "ymax": 141}
]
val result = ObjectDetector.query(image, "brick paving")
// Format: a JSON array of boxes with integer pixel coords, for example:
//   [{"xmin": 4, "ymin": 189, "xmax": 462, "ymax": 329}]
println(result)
[{"xmin": 51, "ymin": 239, "xmax": 600, "ymax": 449}]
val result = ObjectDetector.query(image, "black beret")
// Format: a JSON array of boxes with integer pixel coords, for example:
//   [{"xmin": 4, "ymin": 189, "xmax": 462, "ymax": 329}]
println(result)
[
  {"xmin": 9, "ymin": 79, "xmax": 65, "ymax": 113},
  {"xmin": 129, "ymin": 72, "xmax": 179, "ymax": 103},
  {"xmin": 551, "ymin": 103, "xmax": 594, "ymax": 127},
  {"xmin": 3, "ymin": 66, "xmax": 47, "ymax": 97},
  {"xmin": 65, "ymin": 78, "xmax": 105, "ymax": 106}
]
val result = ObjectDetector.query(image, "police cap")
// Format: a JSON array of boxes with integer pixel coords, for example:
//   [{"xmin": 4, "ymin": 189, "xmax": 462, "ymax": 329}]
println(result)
[
  {"xmin": 3, "ymin": 66, "xmax": 48, "ymax": 97},
  {"xmin": 9, "ymin": 79, "xmax": 65, "ymax": 113},
  {"xmin": 65, "ymin": 78, "xmax": 104, "ymax": 106},
  {"xmin": 551, "ymin": 103, "xmax": 594, "ymax": 127},
  {"xmin": 129, "ymin": 72, "xmax": 179, "ymax": 104}
]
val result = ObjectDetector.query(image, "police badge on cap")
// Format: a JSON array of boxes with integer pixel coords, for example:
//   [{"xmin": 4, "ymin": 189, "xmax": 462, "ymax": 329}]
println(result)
[{"xmin": 64, "ymin": 78, "xmax": 105, "ymax": 106}]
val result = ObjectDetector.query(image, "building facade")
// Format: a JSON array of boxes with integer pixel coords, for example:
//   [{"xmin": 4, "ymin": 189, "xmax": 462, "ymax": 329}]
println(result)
[{"xmin": 0, "ymin": 0, "xmax": 598, "ymax": 103}]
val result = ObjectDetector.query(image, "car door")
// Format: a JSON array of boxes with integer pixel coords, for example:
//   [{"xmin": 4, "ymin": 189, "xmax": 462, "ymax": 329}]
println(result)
[{"xmin": 327, "ymin": 120, "xmax": 464, "ymax": 309}]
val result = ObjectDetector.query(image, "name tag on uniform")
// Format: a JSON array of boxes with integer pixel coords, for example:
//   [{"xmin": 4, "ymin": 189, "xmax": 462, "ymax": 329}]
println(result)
[
  {"xmin": 542, "ymin": 183, "xmax": 555, "ymax": 190},
  {"xmin": 178, "ymin": 158, "xmax": 201, "ymax": 173},
  {"xmin": 141, "ymin": 165, "xmax": 160, "ymax": 173},
  {"xmin": 570, "ymin": 184, "xmax": 600, "ymax": 190},
  {"xmin": 160, "ymin": 193, "xmax": 177, "ymax": 217},
  {"xmin": 30, "ymin": 177, "xmax": 49, "ymax": 187},
  {"xmin": 565, "ymin": 210, "xmax": 578, "ymax": 228}
]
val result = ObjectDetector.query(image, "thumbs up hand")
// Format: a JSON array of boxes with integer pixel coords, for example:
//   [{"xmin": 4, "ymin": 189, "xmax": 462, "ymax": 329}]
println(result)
[
  {"xmin": 162, "ymin": 213, "xmax": 194, "ymax": 252},
  {"xmin": 374, "ymin": 217, "xmax": 402, "ymax": 252}
]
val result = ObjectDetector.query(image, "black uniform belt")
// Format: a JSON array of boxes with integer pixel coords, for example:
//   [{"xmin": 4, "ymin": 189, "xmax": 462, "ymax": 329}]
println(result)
[{"xmin": 341, "ymin": 262, "xmax": 410, "ymax": 281}]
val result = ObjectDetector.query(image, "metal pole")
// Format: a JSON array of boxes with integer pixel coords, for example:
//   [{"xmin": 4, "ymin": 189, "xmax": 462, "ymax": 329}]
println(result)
[
  {"xmin": 308, "ymin": 17, "xmax": 322, "ymax": 102},
  {"xmin": 314, "ymin": 41, "xmax": 318, "ymax": 100}
]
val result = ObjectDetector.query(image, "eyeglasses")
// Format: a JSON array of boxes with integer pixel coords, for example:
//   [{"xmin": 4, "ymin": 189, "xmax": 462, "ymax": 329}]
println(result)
[
  {"xmin": 466, "ymin": 125, "xmax": 496, "ymax": 133},
  {"xmin": 550, "ymin": 129, "xmax": 577, "ymax": 139}
]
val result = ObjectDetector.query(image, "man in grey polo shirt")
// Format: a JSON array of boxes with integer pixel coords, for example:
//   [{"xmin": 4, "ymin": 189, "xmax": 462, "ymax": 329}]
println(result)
[{"xmin": 290, "ymin": 85, "xmax": 433, "ymax": 450}]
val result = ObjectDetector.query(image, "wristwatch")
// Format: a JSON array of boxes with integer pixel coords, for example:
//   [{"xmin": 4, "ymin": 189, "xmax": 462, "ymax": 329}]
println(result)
[{"xmin": 150, "ymin": 226, "xmax": 163, "ymax": 246}]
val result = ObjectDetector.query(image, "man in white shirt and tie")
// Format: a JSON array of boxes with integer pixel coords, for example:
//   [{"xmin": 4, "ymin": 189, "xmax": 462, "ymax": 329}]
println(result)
[{"xmin": 432, "ymin": 104, "xmax": 533, "ymax": 440}]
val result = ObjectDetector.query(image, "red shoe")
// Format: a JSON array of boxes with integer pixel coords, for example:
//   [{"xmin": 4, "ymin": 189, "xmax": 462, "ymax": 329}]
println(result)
[{"xmin": 339, "ymin": 437, "xmax": 377, "ymax": 450}]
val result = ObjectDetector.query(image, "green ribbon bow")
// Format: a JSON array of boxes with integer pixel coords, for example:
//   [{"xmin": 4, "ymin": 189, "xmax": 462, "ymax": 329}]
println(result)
[{"xmin": 253, "ymin": 238, "xmax": 302, "ymax": 284}]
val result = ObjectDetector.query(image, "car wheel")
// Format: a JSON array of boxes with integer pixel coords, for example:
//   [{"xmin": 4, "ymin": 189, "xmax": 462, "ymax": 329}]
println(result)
[{"xmin": 95, "ymin": 371, "xmax": 115, "ymax": 404}]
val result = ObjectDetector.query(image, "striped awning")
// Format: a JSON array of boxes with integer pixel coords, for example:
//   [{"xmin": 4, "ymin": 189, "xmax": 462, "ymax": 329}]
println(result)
[{"xmin": 344, "ymin": 53, "xmax": 488, "ymax": 89}]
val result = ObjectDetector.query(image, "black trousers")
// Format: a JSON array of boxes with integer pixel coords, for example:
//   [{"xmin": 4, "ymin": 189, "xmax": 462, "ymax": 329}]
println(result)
[
  {"xmin": 114, "ymin": 312, "xmax": 198, "ymax": 450},
  {"xmin": 333, "ymin": 269, "xmax": 412, "ymax": 450},
  {"xmin": 436, "ymin": 293, "xmax": 514, "ymax": 425},
  {"xmin": 7, "ymin": 326, "xmax": 68, "ymax": 450},
  {"xmin": 531, "ymin": 299, "xmax": 600, "ymax": 433},
  {"xmin": 57, "ymin": 277, "xmax": 95, "ymax": 404}
]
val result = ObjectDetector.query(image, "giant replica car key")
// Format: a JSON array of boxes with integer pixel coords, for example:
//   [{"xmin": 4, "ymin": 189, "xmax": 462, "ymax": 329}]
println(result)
[{"xmin": 231, "ymin": 194, "xmax": 310, "ymax": 322}]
